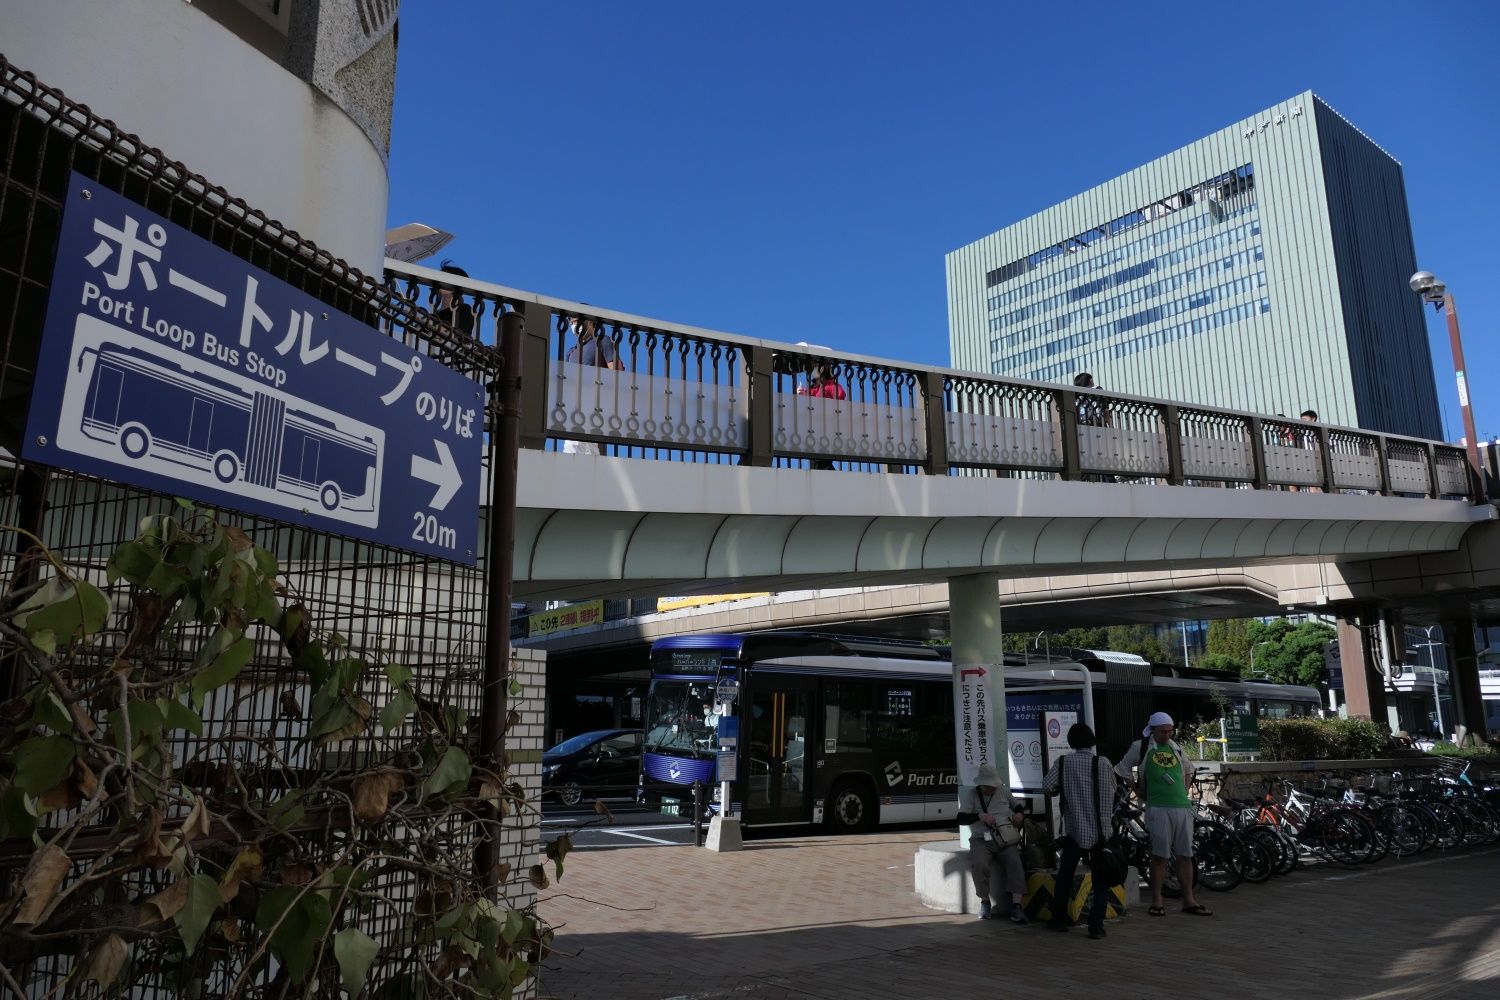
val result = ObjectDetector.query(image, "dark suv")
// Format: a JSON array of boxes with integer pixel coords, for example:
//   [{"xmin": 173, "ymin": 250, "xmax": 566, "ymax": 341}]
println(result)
[{"xmin": 542, "ymin": 729, "xmax": 643, "ymax": 806}]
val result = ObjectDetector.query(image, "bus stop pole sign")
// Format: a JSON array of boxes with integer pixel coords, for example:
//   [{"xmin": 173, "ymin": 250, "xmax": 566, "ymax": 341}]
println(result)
[{"xmin": 23, "ymin": 174, "xmax": 482, "ymax": 564}]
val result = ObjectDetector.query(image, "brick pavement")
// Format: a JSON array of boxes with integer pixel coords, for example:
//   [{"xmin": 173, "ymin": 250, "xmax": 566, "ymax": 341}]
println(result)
[{"xmin": 536, "ymin": 830, "xmax": 1500, "ymax": 1000}]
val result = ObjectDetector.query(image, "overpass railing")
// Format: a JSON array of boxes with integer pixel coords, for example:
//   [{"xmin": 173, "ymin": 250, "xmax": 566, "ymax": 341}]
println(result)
[{"xmin": 384, "ymin": 261, "xmax": 1479, "ymax": 501}]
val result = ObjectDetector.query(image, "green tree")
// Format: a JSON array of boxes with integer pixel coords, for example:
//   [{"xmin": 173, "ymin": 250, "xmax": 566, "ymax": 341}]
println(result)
[
  {"xmin": 1243, "ymin": 618, "xmax": 1336, "ymax": 686},
  {"xmin": 1206, "ymin": 618, "xmax": 1254, "ymax": 670},
  {"xmin": 1104, "ymin": 624, "xmax": 1168, "ymax": 663}
]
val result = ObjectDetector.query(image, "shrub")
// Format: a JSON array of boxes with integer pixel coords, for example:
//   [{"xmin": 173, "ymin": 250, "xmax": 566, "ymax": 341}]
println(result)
[
  {"xmin": 1259, "ymin": 717, "xmax": 1384, "ymax": 761},
  {"xmin": 1430, "ymin": 742, "xmax": 1500, "ymax": 762}
]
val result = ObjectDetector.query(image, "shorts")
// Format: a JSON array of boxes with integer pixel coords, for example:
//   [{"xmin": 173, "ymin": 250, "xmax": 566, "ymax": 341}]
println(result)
[{"xmin": 1146, "ymin": 806, "xmax": 1194, "ymax": 859}]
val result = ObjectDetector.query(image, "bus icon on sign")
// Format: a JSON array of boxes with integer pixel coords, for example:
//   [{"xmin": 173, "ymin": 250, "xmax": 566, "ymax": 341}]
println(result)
[{"xmin": 55, "ymin": 315, "xmax": 383, "ymax": 528}]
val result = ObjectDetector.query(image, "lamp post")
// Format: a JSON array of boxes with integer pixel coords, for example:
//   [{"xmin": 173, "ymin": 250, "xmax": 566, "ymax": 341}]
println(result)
[
  {"xmin": 1409, "ymin": 624, "xmax": 1446, "ymax": 741},
  {"xmin": 1249, "ymin": 640, "xmax": 1273, "ymax": 678},
  {"xmin": 1410, "ymin": 271, "xmax": 1486, "ymax": 498}
]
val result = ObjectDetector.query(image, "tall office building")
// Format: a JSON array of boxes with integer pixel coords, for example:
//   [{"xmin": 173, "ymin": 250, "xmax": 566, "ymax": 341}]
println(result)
[{"xmin": 946, "ymin": 92, "xmax": 1442, "ymax": 440}]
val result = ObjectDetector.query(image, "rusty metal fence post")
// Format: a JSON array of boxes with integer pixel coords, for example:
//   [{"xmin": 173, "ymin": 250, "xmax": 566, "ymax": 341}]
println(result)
[{"xmin": 477, "ymin": 308, "xmax": 525, "ymax": 893}]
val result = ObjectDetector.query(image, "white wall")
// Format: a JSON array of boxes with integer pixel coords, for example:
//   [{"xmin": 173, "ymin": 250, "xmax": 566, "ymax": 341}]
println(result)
[{"xmin": 6, "ymin": 0, "xmax": 387, "ymax": 272}]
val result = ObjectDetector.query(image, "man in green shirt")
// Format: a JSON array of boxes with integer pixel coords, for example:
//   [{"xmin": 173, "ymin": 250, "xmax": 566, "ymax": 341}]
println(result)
[{"xmin": 1115, "ymin": 711, "xmax": 1212, "ymax": 917}]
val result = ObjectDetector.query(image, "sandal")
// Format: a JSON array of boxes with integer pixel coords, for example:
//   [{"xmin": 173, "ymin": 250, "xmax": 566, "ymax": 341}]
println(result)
[
  {"xmin": 1180, "ymin": 904, "xmax": 1213, "ymax": 916},
  {"xmin": 1147, "ymin": 905, "xmax": 1166, "ymax": 917}
]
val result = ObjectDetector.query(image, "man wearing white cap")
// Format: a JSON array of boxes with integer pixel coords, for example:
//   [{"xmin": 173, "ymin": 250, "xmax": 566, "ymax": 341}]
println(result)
[
  {"xmin": 1115, "ymin": 712, "xmax": 1212, "ymax": 917},
  {"xmin": 956, "ymin": 765, "xmax": 1028, "ymax": 923}
]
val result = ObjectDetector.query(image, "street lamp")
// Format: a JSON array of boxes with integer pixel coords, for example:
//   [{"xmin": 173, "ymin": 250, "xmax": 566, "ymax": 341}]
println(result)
[
  {"xmin": 1410, "ymin": 271, "xmax": 1486, "ymax": 498},
  {"xmin": 1249, "ymin": 640, "xmax": 1273, "ymax": 678},
  {"xmin": 1408, "ymin": 625, "xmax": 1446, "ymax": 740}
]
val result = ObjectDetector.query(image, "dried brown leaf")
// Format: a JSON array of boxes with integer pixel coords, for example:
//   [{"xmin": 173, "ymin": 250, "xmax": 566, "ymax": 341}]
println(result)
[
  {"xmin": 494, "ymin": 861, "xmax": 512, "ymax": 883},
  {"xmin": 278, "ymin": 690, "xmax": 303, "ymax": 719},
  {"xmin": 593, "ymin": 800, "xmax": 615, "ymax": 822},
  {"xmin": 432, "ymin": 944, "xmax": 469, "ymax": 981},
  {"xmin": 315, "ymin": 696, "xmax": 371, "ymax": 747},
  {"xmin": 352, "ymin": 771, "xmax": 404, "ymax": 824},
  {"xmin": 177, "ymin": 798, "xmax": 212, "ymax": 850},
  {"xmin": 82, "ymin": 933, "xmax": 128, "ymax": 989},
  {"xmin": 218, "ymin": 847, "xmax": 264, "ymax": 903},
  {"xmin": 280, "ymin": 861, "xmax": 315, "ymax": 886},
  {"xmin": 221, "ymin": 915, "xmax": 241, "ymax": 944},
  {"xmin": 505, "ymin": 709, "xmax": 522, "ymax": 732},
  {"xmin": 223, "ymin": 526, "xmax": 254, "ymax": 552},
  {"xmin": 141, "ymin": 878, "xmax": 189, "ymax": 925},
  {"xmin": 527, "ymin": 864, "xmax": 549, "ymax": 890},
  {"xmin": 413, "ymin": 882, "xmax": 454, "ymax": 918},
  {"xmin": 130, "ymin": 806, "xmax": 173, "ymax": 869},
  {"xmin": 14, "ymin": 845, "xmax": 69, "ymax": 926}
]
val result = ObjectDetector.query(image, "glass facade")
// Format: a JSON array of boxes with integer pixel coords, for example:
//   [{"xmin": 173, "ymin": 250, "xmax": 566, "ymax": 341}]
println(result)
[{"xmin": 983, "ymin": 164, "xmax": 1265, "ymax": 382}]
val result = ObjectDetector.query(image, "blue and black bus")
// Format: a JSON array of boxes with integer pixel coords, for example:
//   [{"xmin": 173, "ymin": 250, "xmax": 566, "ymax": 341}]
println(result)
[{"xmin": 641, "ymin": 631, "xmax": 1319, "ymax": 833}]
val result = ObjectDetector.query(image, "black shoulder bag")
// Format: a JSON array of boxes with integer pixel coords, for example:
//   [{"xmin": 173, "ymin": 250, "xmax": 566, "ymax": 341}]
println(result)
[{"xmin": 1088, "ymin": 755, "xmax": 1128, "ymax": 888}]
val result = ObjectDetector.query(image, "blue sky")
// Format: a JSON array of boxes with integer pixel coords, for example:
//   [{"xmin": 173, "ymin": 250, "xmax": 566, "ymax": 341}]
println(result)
[{"xmin": 387, "ymin": 1, "xmax": 1500, "ymax": 442}]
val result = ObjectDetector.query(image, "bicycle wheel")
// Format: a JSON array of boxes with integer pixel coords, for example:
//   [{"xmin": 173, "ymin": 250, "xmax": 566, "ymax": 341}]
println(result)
[
  {"xmin": 1193, "ymin": 820, "xmax": 1244, "ymax": 891},
  {"xmin": 1450, "ymin": 797, "xmax": 1498, "ymax": 847},
  {"xmin": 1425, "ymin": 800, "xmax": 1466, "ymax": 850},
  {"xmin": 1238, "ymin": 837, "xmax": 1274, "ymax": 883},
  {"xmin": 1376, "ymin": 803, "xmax": 1427, "ymax": 858},
  {"xmin": 1319, "ymin": 812, "xmax": 1377, "ymax": 866},
  {"xmin": 1242, "ymin": 826, "xmax": 1291, "ymax": 877}
]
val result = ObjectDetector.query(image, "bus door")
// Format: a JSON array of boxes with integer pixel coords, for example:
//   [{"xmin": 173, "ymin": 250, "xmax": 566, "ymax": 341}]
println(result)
[{"xmin": 744, "ymin": 676, "xmax": 815, "ymax": 824}]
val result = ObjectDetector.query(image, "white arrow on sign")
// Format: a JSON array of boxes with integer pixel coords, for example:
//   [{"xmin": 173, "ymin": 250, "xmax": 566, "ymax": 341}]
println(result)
[{"xmin": 410, "ymin": 439, "xmax": 462, "ymax": 511}]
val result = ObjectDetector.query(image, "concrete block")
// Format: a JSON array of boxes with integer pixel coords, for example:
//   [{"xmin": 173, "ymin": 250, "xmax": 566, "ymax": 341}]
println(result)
[{"xmin": 914, "ymin": 840, "xmax": 977, "ymax": 915}]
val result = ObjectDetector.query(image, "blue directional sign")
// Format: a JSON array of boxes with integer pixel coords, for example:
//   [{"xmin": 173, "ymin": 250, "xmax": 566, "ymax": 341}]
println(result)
[{"xmin": 23, "ymin": 174, "xmax": 482, "ymax": 564}]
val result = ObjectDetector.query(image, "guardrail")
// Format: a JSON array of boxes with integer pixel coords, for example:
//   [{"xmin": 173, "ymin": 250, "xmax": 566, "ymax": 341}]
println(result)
[{"xmin": 385, "ymin": 261, "xmax": 1481, "ymax": 501}]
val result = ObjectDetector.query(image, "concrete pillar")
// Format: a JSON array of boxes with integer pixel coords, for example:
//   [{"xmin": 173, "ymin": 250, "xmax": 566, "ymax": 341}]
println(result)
[
  {"xmin": 1338, "ymin": 610, "xmax": 1388, "ymax": 723},
  {"xmin": 1445, "ymin": 617, "xmax": 1488, "ymax": 746},
  {"xmin": 949, "ymin": 573, "xmax": 1007, "ymax": 858}
]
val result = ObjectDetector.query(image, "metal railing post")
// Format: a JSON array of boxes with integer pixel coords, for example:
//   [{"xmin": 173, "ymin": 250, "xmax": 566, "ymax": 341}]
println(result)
[
  {"xmin": 692, "ymin": 781, "xmax": 706, "ymax": 847},
  {"xmin": 1374, "ymin": 435, "xmax": 1392, "ymax": 496},
  {"xmin": 1316, "ymin": 425, "xmax": 1336, "ymax": 493},
  {"xmin": 744, "ymin": 344, "xmax": 774, "ymax": 467},
  {"xmin": 1163, "ymin": 404, "xmax": 1185, "ymax": 486},
  {"xmin": 1057, "ymin": 389, "xmax": 1081, "ymax": 481},
  {"xmin": 921, "ymin": 370, "xmax": 948, "ymax": 476},
  {"xmin": 1246, "ymin": 417, "xmax": 1268, "ymax": 490},
  {"xmin": 516, "ymin": 300, "xmax": 552, "ymax": 451},
  {"xmin": 1425, "ymin": 442, "xmax": 1440, "ymax": 499}
]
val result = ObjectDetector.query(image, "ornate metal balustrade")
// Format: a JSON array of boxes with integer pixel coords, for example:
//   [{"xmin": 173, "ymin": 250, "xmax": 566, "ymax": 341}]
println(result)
[{"xmin": 383, "ymin": 265, "xmax": 1482, "ymax": 503}]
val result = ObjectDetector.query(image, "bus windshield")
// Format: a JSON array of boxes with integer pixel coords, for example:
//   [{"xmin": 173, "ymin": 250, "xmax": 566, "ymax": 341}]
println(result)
[{"xmin": 645, "ymin": 679, "xmax": 720, "ymax": 756}]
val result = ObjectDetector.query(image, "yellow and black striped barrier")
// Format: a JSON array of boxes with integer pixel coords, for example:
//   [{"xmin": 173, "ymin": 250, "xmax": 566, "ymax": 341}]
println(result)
[{"xmin": 1022, "ymin": 871, "xmax": 1128, "ymax": 924}]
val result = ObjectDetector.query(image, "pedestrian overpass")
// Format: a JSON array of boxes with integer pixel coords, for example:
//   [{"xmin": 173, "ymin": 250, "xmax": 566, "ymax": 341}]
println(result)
[{"xmin": 383, "ymin": 262, "xmax": 1493, "ymax": 604}]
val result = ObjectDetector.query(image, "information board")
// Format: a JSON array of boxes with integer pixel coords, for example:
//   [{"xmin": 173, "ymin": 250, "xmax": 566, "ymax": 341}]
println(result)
[
  {"xmin": 23, "ymin": 174, "xmax": 482, "ymax": 563},
  {"xmin": 1224, "ymin": 711, "xmax": 1260, "ymax": 755}
]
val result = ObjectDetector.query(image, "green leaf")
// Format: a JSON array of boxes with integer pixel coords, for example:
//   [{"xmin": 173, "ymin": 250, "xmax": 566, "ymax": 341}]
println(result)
[
  {"xmin": 144, "ymin": 560, "xmax": 189, "ymax": 599},
  {"xmin": 379, "ymin": 690, "xmax": 417, "ymax": 734},
  {"xmin": 331, "ymin": 656, "xmax": 364, "ymax": 693},
  {"xmin": 173, "ymin": 497, "xmax": 196, "ymax": 511},
  {"xmin": 0, "ymin": 784, "xmax": 39, "ymax": 840},
  {"xmin": 108, "ymin": 700, "xmax": 165, "ymax": 753},
  {"xmin": 18, "ymin": 578, "xmax": 111, "ymax": 643},
  {"xmin": 419, "ymin": 747, "xmax": 472, "ymax": 802},
  {"xmin": 29, "ymin": 630, "xmax": 57, "ymax": 656},
  {"xmin": 334, "ymin": 927, "xmax": 378, "ymax": 997},
  {"xmin": 384, "ymin": 663, "xmax": 412, "ymax": 688},
  {"xmin": 252, "ymin": 547, "xmax": 278, "ymax": 580},
  {"xmin": 499, "ymin": 908, "xmax": 524, "ymax": 945},
  {"xmin": 160, "ymin": 699, "xmax": 204, "ymax": 736},
  {"xmin": 12, "ymin": 735, "xmax": 76, "ymax": 795},
  {"xmin": 106, "ymin": 540, "xmax": 158, "ymax": 586},
  {"xmin": 175, "ymin": 874, "xmax": 219, "ymax": 955},
  {"xmin": 190, "ymin": 632, "xmax": 253, "ymax": 705},
  {"xmin": 268, "ymin": 791, "xmax": 306, "ymax": 833},
  {"xmin": 25, "ymin": 690, "xmax": 72, "ymax": 735},
  {"xmin": 254, "ymin": 886, "xmax": 329, "ymax": 983},
  {"xmin": 508, "ymin": 676, "xmax": 523, "ymax": 697}
]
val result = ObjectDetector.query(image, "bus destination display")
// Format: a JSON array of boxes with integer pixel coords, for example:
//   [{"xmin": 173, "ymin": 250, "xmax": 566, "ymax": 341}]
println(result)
[{"xmin": 24, "ymin": 174, "xmax": 481, "ymax": 564}]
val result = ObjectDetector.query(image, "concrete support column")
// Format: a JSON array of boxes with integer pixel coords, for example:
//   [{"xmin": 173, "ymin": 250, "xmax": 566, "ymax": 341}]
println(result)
[
  {"xmin": 1445, "ymin": 616, "xmax": 1488, "ymax": 745},
  {"xmin": 1338, "ymin": 609, "xmax": 1388, "ymax": 723},
  {"xmin": 949, "ymin": 572, "xmax": 1007, "ymax": 861}
]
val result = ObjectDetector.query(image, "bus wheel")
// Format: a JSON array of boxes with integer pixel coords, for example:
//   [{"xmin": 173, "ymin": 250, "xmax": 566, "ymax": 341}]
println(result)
[
  {"xmin": 212, "ymin": 451, "xmax": 240, "ymax": 483},
  {"xmin": 119, "ymin": 423, "xmax": 150, "ymax": 460},
  {"xmin": 319, "ymin": 482, "xmax": 341, "ymax": 511},
  {"xmin": 825, "ymin": 779, "xmax": 876, "ymax": 835}
]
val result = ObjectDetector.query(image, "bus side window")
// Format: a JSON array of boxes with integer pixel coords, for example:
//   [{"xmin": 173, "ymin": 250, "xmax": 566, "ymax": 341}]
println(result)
[{"xmin": 825, "ymin": 682, "xmax": 873, "ymax": 750}]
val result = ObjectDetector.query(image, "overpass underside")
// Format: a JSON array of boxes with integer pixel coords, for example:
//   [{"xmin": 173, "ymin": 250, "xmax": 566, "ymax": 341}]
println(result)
[{"xmin": 514, "ymin": 451, "xmax": 1491, "ymax": 605}]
